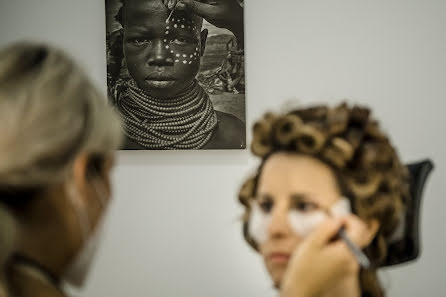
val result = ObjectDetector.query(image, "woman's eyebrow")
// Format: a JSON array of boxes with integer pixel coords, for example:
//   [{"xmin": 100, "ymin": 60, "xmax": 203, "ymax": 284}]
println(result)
[
  {"xmin": 124, "ymin": 26, "xmax": 150, "ymax": 35},
  {"xmin": 289, "ymin": 193, "xmax": 319, "ymax": 203},
  {"xmin": 255, "ymin": 193, "xmax": 274, "ymax": 201}
]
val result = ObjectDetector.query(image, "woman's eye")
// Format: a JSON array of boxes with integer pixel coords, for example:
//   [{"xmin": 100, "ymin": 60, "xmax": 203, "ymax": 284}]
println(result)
[
  {"xmin": 258, "ymin": 200, "xmax": 273, "ymax": 213},
  {"xmin": 294, "ymin": 201, "xmax": 318, "ymax": 212},
  {"xmin": 171, "ymin": 37, "xmax": 190, "ymax": 45},
  {"xmin": 132, "ymin": 38, "xmax": 150, "ymax": 46}
]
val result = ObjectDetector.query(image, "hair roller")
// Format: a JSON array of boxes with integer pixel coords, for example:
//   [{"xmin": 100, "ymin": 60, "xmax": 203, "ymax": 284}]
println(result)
[
  {"xmin": 263, "ymin": 112, "xmax": 277, "ymax": 123},
  {"xmin": 274, "ymin": 114, "xmax": 303, "ymax": 146},
  {"xmin": 251, "ymin": 119, "xmax": 273, "ymax": 157},
  {"xmin": 322, "ymin": 146, "xmax": 348, "ymax": 169},
  {"xmin": 350, "ymin": 106, "xmax": 371, "ymax": 126},
  {"xmin": 295, "ymin": 124, "xmax": 326, "ymax": 154},
  {"xmin": 345, "ymin": 172, "xmax": 382, "ymax": 200},
  {"xmin": 238, "ymin": 176, "xmax": 256, "ymax": 207},
  {"xmin": 365, "ymin": 120, "xmax": 386, "ymax": 140},
  {"xmin": 321, "ymin": 137, "xmax": 354, "ymax": 169},
  {"xmin": 332, "ymin": 137, "xmax": 354, "ymax": 161},
  {"xmin": 345, "ymin": 128, "xmax": 364, "ymax": 150},
  {"xmin": 360, "ymin": 143, "xmax": 393, "ymax": 169},
  {"xmin": 295, "ymin": 106, "xmax": 328, "ymax": 122},
  {"xmin": 326, "ymin": 103, "xmax": 349, "ymax": 135}
]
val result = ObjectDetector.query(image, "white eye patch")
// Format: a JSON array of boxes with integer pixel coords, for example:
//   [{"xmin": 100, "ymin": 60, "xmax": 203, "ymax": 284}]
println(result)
[
  {"xmin": 248, "ymin": 198, "xmax": 352, "ymax": 244},
  {"xmin": 248, "ymin": 203, "xmax": 272, "ymax": 244}
]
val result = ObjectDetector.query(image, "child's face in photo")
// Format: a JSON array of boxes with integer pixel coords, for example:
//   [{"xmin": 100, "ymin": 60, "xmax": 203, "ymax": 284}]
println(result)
[{"xmin": 123, "ymin": 0, "xmax": 207, "ymax": 98}]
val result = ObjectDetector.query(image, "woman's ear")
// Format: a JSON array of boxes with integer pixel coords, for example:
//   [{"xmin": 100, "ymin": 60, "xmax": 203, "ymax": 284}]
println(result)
[
  {"xmin": 71, "ymin": 152, "xmax": 90, "ymax": 205},
  {"xmin": 343, "ymin": 215, "xmax": 380, "ymax": 249},
  {"xmin": 70, "ymin": 153, "xmax": 114, "ymax": 217},
  {"xmin": 361, "ymin": 219, "xmax": 380, "ymax": 248}
]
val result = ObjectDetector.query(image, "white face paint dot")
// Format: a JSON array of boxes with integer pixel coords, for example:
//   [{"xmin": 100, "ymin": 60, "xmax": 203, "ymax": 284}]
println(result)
[
  {"xmin": 182, "ymin": 54, "xmax": 186, "ymax": 57},
  {"xmin": 166, "ymin": 26, "xmax": 170, "ymax": 29},
  {"xmin": 175, "ymin": 59, "xmax": 179, "ymax": 63},
  {"xmin": 172, "ymin": 18, "xmax": 175, "ymax": 21},
  {"xmin": 174, "ymin": 24, "xmax": 178, "ymax": 28},
  {"xmin": 170, "ymin": 50, "xmax": 174, "ymax": 53},
  {"xmin": 189, "ymin": 61, "xmax": 192, "ymax": 64},
  {"xmin": 183, "ymin": 60, "xmax": 187, "ymax": 64},
  {"xmin": 190, "ymin": 54, "xmax": 193, "ymax": 58},
  {"xmin": 164, "ymin": 39, "xmax": 167, "ymax": 42},
  {"xmin": 181, "ymin": 24, "xmax": 185, "ymax": 28},
  {"xmin": 165, "ymin": 45, "xmax": 169, "ymax": 49},
  {"xmin": 176, "ymin": 53, "xmax": 180, "ymax": 57},
  {"xmin": 165, "ymin": 31, "xmax": 169, "ymax": 35}
]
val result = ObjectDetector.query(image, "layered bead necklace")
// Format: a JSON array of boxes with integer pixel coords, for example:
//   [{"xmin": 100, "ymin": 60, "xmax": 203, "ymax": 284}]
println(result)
[{"xmin": 116, "ymin": 79, "xmax": 218, "ymax": 149}]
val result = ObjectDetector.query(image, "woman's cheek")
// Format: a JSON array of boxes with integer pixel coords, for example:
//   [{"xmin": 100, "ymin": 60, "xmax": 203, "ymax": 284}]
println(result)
[{"xmin": 167, "ymin": 43, "xmax": 201, "ymax": 66}]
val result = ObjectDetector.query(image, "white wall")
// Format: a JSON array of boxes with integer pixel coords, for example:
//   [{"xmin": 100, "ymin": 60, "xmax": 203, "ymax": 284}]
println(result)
[{"xmin": 1, "ymin": 0, "xmax": 445, "ymax": 296}]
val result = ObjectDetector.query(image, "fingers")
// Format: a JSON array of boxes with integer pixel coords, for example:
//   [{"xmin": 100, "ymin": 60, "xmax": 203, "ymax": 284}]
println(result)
[
  {"xmin": 326, "ymin": 240, "xmax": 360, "ymax": 273},
  {"xmin": 340, "ymin": 215, "xmax": 370, "ymax": 248},
  {"xmin": 176, "ymin": 0, "xmax": 216, "ymax": 18},
  {"xmin": 168, "ymin": 0, "xmax": 178, "ymax": 10},
  {"xmin": 164, "ymin": 0, "xmax": 178, "ymax": 10},
  {"xmin": 307, "ymin": 218, "xmax": 343, "ymax": 248}
]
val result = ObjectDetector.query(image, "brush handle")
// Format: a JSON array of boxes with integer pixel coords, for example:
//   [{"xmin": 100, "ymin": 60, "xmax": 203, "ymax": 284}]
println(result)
[{"xmin": 338, "ymin": 228, "xmax": 371, "ymax": 269}]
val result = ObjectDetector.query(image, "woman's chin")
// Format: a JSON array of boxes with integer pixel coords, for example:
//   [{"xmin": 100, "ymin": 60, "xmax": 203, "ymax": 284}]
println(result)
[{"xmin": 269, "ymin": 267, "xmax": 286, "ymax": 289}]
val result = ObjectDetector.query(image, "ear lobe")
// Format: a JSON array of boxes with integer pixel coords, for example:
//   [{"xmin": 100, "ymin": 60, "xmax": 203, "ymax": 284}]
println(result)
[
  {"xmin": 200, "ymin": 29, "xmax": 208, "ymax": 56},
  {"xmin": 363, "ymin": 219, "xmax": 380, "ymax": 247},
  {"xmin": 71, "ymin": 153, "xmax": 90, "ymax": 204}
]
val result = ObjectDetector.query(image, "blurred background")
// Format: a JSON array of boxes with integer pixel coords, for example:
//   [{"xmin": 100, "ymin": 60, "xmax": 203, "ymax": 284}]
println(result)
[{"xmin": 0, "ymin": 1, "xmax": 445, "ymax": 296}]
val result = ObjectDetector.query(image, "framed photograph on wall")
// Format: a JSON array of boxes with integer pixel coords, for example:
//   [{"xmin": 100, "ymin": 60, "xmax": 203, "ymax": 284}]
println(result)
[{"xmin": 105, "ymin": 0, "xmax": 246, "ymax": 150}]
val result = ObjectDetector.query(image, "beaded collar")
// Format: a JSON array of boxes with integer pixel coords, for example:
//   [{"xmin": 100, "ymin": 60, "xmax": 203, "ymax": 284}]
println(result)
[{"xmin": 116, "ymin": 79, "xmax": 218, "ymax": 149}]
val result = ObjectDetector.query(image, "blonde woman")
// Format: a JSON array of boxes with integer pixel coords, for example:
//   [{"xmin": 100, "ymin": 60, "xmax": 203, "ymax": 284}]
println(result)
[
  {"xmin": 239, "ymin": 103, "xmax": 432, "ymax": 297},
  {"xmin": 0, "ymin": 43, "xmax": 123, "ymax": 297}
]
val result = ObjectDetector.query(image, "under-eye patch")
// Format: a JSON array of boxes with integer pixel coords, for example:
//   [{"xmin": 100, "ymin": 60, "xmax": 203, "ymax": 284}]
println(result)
[{"xmin": 248, "ymin": 198, "xmax": 352, "ymax": 243}]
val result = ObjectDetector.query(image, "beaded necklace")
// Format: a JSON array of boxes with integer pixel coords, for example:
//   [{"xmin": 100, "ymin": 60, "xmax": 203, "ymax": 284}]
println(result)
[{"xmin": 116, "ymin": 79, "xmax": 218, "ymax": 149}]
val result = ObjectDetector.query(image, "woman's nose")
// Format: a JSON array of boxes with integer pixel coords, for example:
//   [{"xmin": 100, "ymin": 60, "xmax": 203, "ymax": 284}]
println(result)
[
  {"xmin": 267, "ymin": 205, "xmax": 292, "ymax": 239},
  {"xmin": 147, "ymin": 40, "xmax": 174, "ymax": 67}
]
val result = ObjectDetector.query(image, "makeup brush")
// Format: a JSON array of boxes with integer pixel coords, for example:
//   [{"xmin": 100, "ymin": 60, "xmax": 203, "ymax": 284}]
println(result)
[
  {"xmin": 338, "ymin": 228, "xmax": 371, "ymax": 269},
  {"xmin": 324, "ymin": 202, "xmax": 371, "ymax": 269}
]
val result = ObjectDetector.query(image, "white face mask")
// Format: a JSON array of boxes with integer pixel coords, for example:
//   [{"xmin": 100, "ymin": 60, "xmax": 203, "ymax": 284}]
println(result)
[
  {"xmin": 64, "ymin": 177, "xmax": 110, "ymax": 288},
  {"xmin": 249, "ymin": 197, "xmax": 352, "ymax": 244}
]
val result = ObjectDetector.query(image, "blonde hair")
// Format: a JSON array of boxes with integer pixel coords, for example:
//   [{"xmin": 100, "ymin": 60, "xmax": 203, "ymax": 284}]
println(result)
[
  {"xmin": 239, "ymin": 103, "xmax": 410, "ymax": 297},
  {"xmin": 0, "ymin": 42, "xmax": 123, "ymax": 280}
]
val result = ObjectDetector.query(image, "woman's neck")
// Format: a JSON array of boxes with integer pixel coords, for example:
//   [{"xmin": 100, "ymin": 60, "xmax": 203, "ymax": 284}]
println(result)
[
  {"xmin": 323, "ymin": 274, "xmax": 361, "ymax": 297},
  {"xmin": 7, "ymin": 263, "xmax": 66, "ymax": 297},
  {"xmin": 119, "ymin": 78, "xmax": 218, "ymax": 149}
]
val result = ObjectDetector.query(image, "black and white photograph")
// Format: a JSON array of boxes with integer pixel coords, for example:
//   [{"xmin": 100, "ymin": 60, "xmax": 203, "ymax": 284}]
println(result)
[{"xmin": 106, "ymin": 0, "xmax": 246, "ymax": 150}]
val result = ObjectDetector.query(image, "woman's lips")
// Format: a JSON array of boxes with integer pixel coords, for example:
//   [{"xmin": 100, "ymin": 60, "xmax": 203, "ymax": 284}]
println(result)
[
  {"xmin": 268, "ymin": 253, "xmax": 291, "ymax": 264},
  {"xmin": 145, "ymin": 79, "xmax": 175, "ymax": 88},
  {"xmin": 145, "ymin": 72, "xmax": 176, "ymax": 88}
]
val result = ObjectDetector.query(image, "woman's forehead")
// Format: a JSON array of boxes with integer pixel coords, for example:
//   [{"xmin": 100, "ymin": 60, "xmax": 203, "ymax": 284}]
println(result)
[
  {"xmin": 258, "ymin": 153, "xmax": 341, "ymax": 201},
  {"xmin": 124, "ymin": 0, "xmax": 202, "ymax": 27}
]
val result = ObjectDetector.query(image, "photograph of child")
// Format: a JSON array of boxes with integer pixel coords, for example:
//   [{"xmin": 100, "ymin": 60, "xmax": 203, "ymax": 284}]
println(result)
[{"xmin": 106, "ymin": 0, "xmax": 246, "ymax": 150}]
